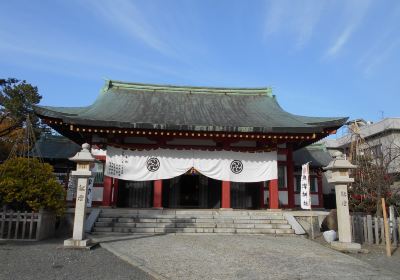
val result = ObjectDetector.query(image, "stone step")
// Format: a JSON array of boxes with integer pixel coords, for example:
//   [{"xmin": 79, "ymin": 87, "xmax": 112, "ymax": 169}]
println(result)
[
  {"xmin": 93, "ymin": 209, "xmax": 294, "ymax": 236},
  {"xmin": 95, "ymin": 222, "xmax": 113, "ymax": 227},
  {"xmin": 90, "ymin": 231, "xmax": 135, "ymax": 236},
  {"xmin": 92, "ymin": 230, "xmax": 294, "ymax": 236},
  {"xmin": 92, "ymin": 226, "xmax": 295, "ymax": 235},
  {"xmin": 174, "ymin": 215, "xmax": 216, "ymax": 219},
  {"xmin": 249, "ymin": 215, "xmax": 284, "ymax": 220},
  {"xmin": 99, "ymin": 227, "xmax": 156, "ymax": 233},
  {"xmin": 161, "ymin": 228, "xmax": 213, "ymax": 234},
  {"xmin": 110, "ymin": 215, "xmax": 177, "ymax": 219},
  {"xmin": 194, "ymin": 218, "xmax": 234, "ymax": 223},
  {"xmin": 100, "ymin": 209, "xmax": 283, "ymax": 214},
  {"xmin": 115, "ymin": 217, "xmax": 197, "ymax": 223},
  {"xmin": 107, "ymin": 218, "xmax": 285, "ymax": 223},
  {"xmin": 100, "ymin": 213, "xmax": 138, "ymax": 218},
  {"xmin": 100, "ymin": 209, "xmax": 140, "ymax": 214},
  {"xmin": 93, "ymin": 227, "xmax": 113, "ymax": 232},
  {"xmin": 275, "ymin": 224, "xmax": 292, "ymax": 229},
  {"xmin": 175, "ymin": 222, "xmax": 216, "ymax": 228},
  {"xmin": 252, "ymin": 224, "xmax": 274, "ymax": 229},
  {"xmin": 99, "ymin": 216, "xmax": 286, "ymax": 223},
  {"xmin": 173, "ymin": 210, "xmax": 216, "ymax": 215},
  {"xmin": 275, "ymin": 228, "xmax": 295, "ymax": 234},
  {"xmin": 100, "ymin": 210, "xmax": 283, "ymax": 219},
  {"xmin": 232, "ymin": 219, "xmax": 272, "ymax": 224},
  {"xmin": 111, "ymin": 222, "xmax": 136, "ymax": 228},
  {"xmin": 100, "ymin": 211, "xmax": 283, "ymax": 219},
  {"xmin": 212, "ymin": 216, "xmax": 253, "ymax": 220},
  {"xmin": 94, "ymin": 222, "xmax": 291, "ymax": 229},
  {"xmin": 96, "ymin": 219, "xmax": 287, "ymax": 225},
  {"xmin": 97, "ymin": 217, "xmax": 116, "ymax": 223},
  {"xmin": 100, "ymin": 211, "xmax": 177, "ymax": 217},
  {"xmin": 270, "ymin": 220, "xmax": 288, "ymax": 224}
]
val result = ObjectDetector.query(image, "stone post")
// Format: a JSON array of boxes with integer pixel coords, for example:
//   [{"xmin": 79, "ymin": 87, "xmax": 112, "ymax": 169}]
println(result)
[
  {"xmin": 324, "ymin": 151, "xmax": 360, "ymax": 251},
  {"xmin": 64, "ymin": 143, "xmax": 95, "ymax": 248}
]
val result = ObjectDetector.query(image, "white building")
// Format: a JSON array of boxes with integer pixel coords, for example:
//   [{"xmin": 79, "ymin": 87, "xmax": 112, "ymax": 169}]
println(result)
[{"xmin": 321, "ymin": 118, "xmax": 400, "ymax": 187}]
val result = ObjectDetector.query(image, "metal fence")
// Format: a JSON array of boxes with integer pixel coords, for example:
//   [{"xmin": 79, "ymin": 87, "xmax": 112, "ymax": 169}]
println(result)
[{"xmin": 351, "ymin": 206, "xmax": 399, "ymax": 246}]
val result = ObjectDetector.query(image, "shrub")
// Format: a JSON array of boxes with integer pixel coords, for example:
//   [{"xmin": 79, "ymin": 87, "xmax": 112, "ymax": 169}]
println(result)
[
  {"xmin": 386, "ymin": 193, "xmax": 400, "ymax": 214},
  {"xmin": 0, "ymin": 157, "xmax": 66, "ymax": 215}
]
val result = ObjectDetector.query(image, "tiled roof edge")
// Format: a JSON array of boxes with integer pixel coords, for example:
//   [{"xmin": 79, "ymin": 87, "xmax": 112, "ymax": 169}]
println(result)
[{"xmin": 103, "ymin": 79, "xmax": 273, "ymax": 96}]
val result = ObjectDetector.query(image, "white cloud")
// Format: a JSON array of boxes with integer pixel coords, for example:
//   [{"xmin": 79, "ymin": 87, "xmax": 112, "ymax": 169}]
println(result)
[
  {"xmin": 264, "ymin": 0, "xmax": 287, "ymax": 36},
  {"xmin": 85, "ymin": 0, "xmax": 173, "ymax": 57},
  {"xmin": 0, "ymin": 40, "xmax": 134, "ymax": 72},
  {"xmin": 326, "ymin": 0, "xmax": 371, "ymax": 57},
  {"xmin": 263, "ymin": 0, "xmax": 326, "ymax": 48},
  {"xmin": 357, "ymin": 3, "xmax": 400, "ymax": 75},
  {"xmin": 326, "ymin": 27, "xmax": 353, "ymax": 56},
  {"xmin": 363, "ymin": 39, "xmax": 400, "ymax": 76},
  {"xmin": 293, "ymin": 1, "xmax": 326, "ymax": 48},
  {"xmin": 0, "ymin": 38, "xmax": 184, "ymax": 81}
]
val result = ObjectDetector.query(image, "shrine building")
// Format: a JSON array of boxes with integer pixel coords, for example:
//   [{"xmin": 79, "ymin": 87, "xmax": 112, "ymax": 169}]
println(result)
[{"xmin": 34, "ymin": 80, "xmax": 347, "ymax": 210}]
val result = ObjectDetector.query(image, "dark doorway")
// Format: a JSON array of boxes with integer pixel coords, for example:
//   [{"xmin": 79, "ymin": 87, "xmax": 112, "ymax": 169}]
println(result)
[
  {"xmin": 162, "ymin": 174, "xmax": 221, "ymax": 208},
  {"xmin": 180, "ymin": 175, "xmax": 200, "ymax": 207},
  {"xmin": 231, "ymin": 182, "xmax": 261, "ymax": 209},
  {"xmin": 117, "ymin": 180, "xmax": 153, "ymax": 208}
]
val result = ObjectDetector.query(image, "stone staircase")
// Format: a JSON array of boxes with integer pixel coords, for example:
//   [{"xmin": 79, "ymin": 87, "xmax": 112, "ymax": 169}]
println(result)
[{"xmin": 92, "ymin": 209, "xmax": 295, "ymax": 235}]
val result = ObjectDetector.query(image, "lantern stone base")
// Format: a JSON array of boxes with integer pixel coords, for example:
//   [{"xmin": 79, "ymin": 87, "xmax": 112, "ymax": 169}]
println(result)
[
  {"xmin": 64, "ymin": 238, "xmax": 96, "ymax": 249},
  {"xmin": 330, "ymin": 241, "xmax": 361, "ymax": 252}
]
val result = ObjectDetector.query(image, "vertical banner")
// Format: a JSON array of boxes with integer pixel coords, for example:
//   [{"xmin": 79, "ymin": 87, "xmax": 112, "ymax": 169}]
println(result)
[
  {"xmin": 86, "ymin": 176, "xmax": 94, "ymax": 207},
  {"xmin": 300, "ymin": 162, "xmax": 311, "ymax": 210},
  {"xmin": 66, "ymin": 174, "xmax": 77, "ymax": 201}
]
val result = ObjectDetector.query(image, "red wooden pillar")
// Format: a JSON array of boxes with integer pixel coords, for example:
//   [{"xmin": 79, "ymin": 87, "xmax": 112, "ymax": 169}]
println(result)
[
  {"xmin": 153, "ymin": 180, "xmax": 163, "ymax": 209},
  {"xmin": 287, "ymin": 145, "xmax": 295, "ymax": 208},
  {"xmin": 259, "ymin": 182, "xmax": 265, "ymax": 209},
  {"xmin": 102, "ymin": 176, "xmax": 113, "ymax": 206},
  {"xmin": 221, "ymin": 181, "xmax": 231, "ymax": 208},
  {"xmin": 269, "ymin": 179, "xmax": 279, "ymax": 209},
  {"xmin": 111, "ymin": 179, "xmax": 119, "ymax": 206}
]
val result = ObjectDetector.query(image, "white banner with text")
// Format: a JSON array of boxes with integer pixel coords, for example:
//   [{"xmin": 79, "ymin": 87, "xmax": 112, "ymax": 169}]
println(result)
[
  {"xmin": 105, "ymin": 146, "xmax": 277, "ymax": 183},
  {"xmin": 300, "ymin": 162, "xmax": 311, "ymax": 210}
]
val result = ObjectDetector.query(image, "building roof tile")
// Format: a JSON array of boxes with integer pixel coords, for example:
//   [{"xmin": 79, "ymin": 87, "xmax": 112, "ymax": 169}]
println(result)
[{"xmin": 34, "ymin": 80, "xmax": 348, "ymax": 134}]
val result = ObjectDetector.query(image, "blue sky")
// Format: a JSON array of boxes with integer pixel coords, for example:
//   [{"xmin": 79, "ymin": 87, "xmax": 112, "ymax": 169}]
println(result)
[{"xmin": 1, "ymin": 0, "xmax": 399, "ymax": 133}]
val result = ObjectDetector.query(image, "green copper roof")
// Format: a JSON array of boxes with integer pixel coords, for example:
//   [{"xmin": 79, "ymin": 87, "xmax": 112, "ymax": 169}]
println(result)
[
  {"xmin": 293, "ymin": 143, "xmax": 332, "ymax": 167},
  {"xmin": 29, "ymin": 134, "xmax": 80, "ymax": 159},
  {"xmin": 34, "ymin": 80, "xmax": 348, "ymax": 134}
]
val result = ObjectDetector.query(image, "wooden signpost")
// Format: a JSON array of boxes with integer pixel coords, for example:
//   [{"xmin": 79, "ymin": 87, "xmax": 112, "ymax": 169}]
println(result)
[{"xmin": 381, "ymin": 198, "xmax": 391, "ymax": 257}]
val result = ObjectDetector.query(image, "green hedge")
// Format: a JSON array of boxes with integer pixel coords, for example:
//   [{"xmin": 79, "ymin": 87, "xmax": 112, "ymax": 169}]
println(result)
[{"xmin": 0, "ymin": 157, "xmax": 66, "ymax": 215}]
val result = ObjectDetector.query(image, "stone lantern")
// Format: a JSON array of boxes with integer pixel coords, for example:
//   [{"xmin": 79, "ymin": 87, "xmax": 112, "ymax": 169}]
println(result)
[
  {"xmin": 64, "ymin": 143, "xmax": 95, "ymax": 248},
  {"xmin": 324, "ymin": 151, "xmax": 360, "ymax": 250}
]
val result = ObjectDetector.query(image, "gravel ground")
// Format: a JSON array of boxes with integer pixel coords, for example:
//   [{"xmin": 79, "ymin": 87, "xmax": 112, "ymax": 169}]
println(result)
[
  {"xmin": 313, "ymin": 235, "xmax": 400, "ymax": 276},
  {"xmin": 95, "ymin": 234, "xmax": 398, "ymax": 280},
  {"xmin": 0, "ymin": 238, "xmax": 155, "ymax": 280},
  {"xmin": 353, "ymin": 245, "xmax": 400, "ymax": 275}
]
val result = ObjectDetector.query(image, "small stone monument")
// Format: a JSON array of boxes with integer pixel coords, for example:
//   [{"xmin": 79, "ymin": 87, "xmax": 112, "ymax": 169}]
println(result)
[
  {"xmin": 324, "ymin": 151, "xmax": 361, "ymax": 251},
  {"xmin": 64, "ymin": 143, "xmax": 95, "ymax": 248}
]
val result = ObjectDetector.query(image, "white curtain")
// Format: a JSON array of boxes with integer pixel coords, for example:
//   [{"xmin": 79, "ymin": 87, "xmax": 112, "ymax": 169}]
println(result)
[{"xmin": 105, "ymin": 146, "xmax": 277, "ymax": 183}]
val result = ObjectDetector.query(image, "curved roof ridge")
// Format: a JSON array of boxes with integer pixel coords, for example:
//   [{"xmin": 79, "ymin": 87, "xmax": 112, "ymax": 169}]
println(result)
[
  {"xmin": 106, "ymin": 79, "xmax": 273, "ymax": 96},
  {"xmin": 33, "ymin": 79, "xmax": 348, "ymax": 136}
]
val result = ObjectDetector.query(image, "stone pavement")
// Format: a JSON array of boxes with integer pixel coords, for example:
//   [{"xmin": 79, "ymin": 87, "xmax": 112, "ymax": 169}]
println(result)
[
  {"xmin": 0, "ymin": 238, "xmax": 154, "ymax": 280},
  {"xmin": 94, "ymin": 234, "xmax": 398, "ymax": 280}
]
